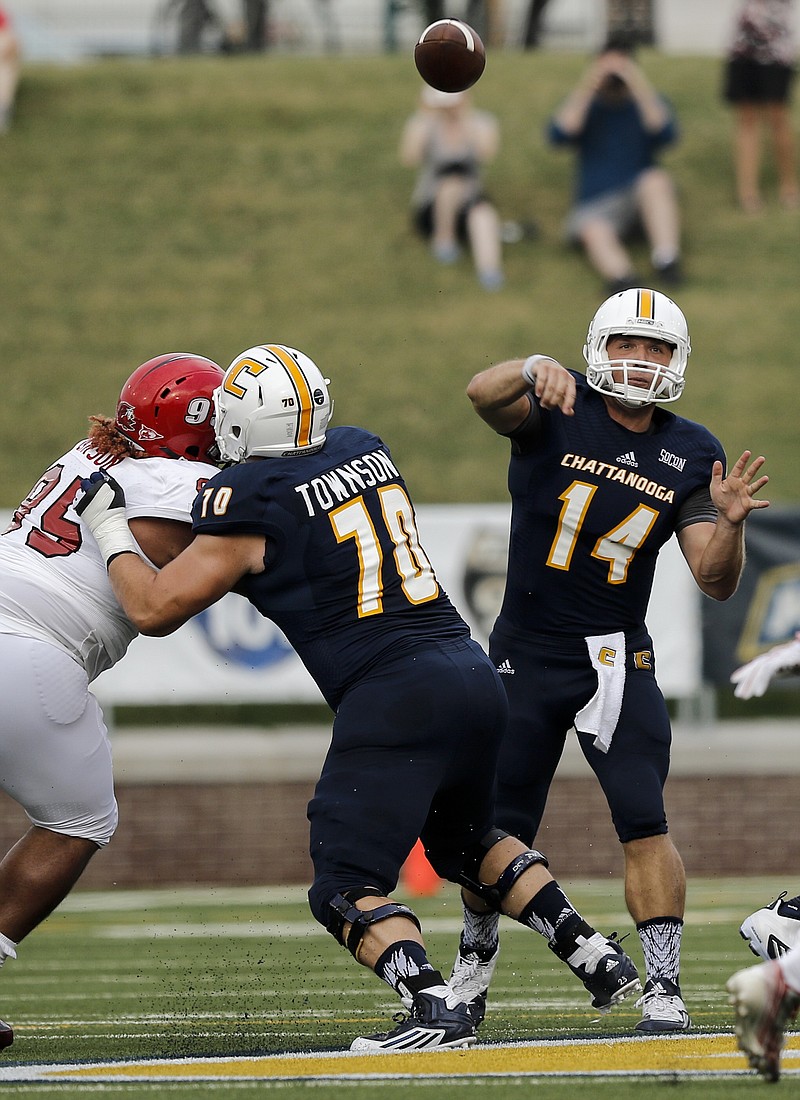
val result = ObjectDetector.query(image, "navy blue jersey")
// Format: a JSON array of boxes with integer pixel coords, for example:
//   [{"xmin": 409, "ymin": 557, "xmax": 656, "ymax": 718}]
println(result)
[
  {"xmin": 192, "ymin": 425, "xmax": 469, "ymax": 708},
  {"xmin": 497, "ymin": 373, "xmax": 725, "ymax": 638}
]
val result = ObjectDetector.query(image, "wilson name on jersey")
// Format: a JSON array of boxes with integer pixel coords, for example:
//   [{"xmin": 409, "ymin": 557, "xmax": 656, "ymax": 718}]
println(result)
[{"xmin": 0, "ymin": 440, "xmax": 216, "ymax": 680}]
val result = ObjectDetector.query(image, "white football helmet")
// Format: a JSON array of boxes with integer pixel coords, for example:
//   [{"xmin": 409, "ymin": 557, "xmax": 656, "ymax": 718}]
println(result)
[
  {"xmin": 214, "ymin": 344, "xmax": 333, "ymax": 462},
  {"xmin": 583, "ymin": 288, "xmax": 690, "ymax": 408}
]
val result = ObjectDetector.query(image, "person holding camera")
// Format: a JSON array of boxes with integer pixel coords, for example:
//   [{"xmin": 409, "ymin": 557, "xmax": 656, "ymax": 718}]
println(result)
[{"xmin": 547, "ymin": 37, "xmax": 683, "ymax": 294}]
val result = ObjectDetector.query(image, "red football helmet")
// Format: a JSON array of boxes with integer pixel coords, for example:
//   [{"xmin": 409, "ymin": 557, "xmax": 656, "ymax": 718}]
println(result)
[{"xmin": 115, "ymin": 353, "xmax": 224, "ymax": 462}]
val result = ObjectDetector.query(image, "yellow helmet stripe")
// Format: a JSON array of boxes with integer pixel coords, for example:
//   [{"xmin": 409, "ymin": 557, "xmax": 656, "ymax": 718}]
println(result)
[
  {"xmin": 266, "ymin": 344, "xmax": 314, "ymax": 448},
  {"xmin": 637, "ymin": 289, "xmax": 655, "ymax": 320}
]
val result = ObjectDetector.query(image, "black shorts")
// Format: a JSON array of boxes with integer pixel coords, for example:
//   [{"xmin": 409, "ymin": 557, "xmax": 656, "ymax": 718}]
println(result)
[
  {"xmin": 414, "ymin": 188, "xmax": 490, "ymax": 243},
  {"xmin": 489, "ymin": 625, "xmax": 672, "ymax": 845},
  {"xmin": 724, "ymin": 58, "xmax": 795, "ymax": 104}
]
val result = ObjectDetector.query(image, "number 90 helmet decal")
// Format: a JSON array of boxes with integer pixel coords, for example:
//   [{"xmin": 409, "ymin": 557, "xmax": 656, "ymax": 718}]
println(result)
[{"xmin": 115, "ymin": 353, "xmax": 224, "ymax": 462}]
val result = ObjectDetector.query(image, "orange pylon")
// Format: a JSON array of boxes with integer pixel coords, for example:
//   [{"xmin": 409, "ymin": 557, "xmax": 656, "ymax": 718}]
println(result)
[{"xmin": 401, "ymin": 838, "xmax": 442, "ymax": 897}]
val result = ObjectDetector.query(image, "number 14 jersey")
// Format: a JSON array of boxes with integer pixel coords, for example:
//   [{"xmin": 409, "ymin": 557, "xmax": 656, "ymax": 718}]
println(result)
[{"xmin": 498, "ymin": 373, "xmax": 725, "ymax": 639}]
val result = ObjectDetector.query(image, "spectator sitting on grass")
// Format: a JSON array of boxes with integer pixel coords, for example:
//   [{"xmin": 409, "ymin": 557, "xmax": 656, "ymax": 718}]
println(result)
[{"xmin": 400, "ymin": 85, "xmax": 505, "ymax": 291}]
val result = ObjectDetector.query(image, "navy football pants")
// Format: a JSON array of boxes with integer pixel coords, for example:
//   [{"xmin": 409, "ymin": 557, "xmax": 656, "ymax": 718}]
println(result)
[
  {"xmin": 307, "ymin": 637, "xmax": 508, "ymax": 925},
  {"xmin": 489, "ymin": 625, "xmax": 672, "ymax": 846}
]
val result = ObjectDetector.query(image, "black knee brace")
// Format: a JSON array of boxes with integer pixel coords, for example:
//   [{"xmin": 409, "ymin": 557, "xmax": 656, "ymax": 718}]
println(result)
[
  {"xmin": 327, "ymin": 889, "xmax": 422, "ymax": 958},
  {"xmin": 458, "ymin": 827, "xmax": 549, "ymax": 911}
]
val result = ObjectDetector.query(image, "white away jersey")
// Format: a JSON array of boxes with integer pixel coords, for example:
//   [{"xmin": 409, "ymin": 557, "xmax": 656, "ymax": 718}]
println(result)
[{"xmin": 0, "ymin": 439, "xmax": 217, "ymax": 680}]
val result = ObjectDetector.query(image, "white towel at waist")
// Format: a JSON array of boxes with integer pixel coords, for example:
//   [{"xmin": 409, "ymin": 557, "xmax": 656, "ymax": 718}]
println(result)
[{"xmin": 574, "ymin": 632, "xmax": 626, "ymax": 753}]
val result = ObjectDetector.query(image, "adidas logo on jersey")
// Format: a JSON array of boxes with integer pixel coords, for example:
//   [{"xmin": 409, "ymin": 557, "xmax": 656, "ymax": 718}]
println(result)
[
  {"xmin": 496, "ymin": 659, "xmax": 515, "ymax": 675},
  {"xmin": 616, "ymin": 451, "xmax": 638, "ymax": 468}
]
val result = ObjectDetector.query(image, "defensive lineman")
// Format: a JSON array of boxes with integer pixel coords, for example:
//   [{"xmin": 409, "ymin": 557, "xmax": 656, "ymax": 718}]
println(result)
[{"xmin": 0, "ymin": 354, "xmax": 223, "ymax": 1048}]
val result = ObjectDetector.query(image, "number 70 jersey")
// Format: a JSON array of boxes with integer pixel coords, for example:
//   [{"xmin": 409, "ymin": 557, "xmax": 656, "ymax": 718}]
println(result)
[{"xmin": 192, "ymin": 425, "xmax": 469, "ymax": 709}]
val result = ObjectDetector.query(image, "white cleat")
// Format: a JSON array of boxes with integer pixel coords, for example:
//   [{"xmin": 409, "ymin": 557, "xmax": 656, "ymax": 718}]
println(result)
[
  {"xmin": 740, "ymin": 892, "xmax": 800, "ymax": 961},
  {"xmin": 634, "ymin": 977, "xmax": 691, "ymax": 1033},
  {"xmin": 447, "ymin": 941, "xmax": 500, "ymax": 1026},
  {"xmin": 727, "ymin": 961, "xmax": 800, "ymax": 1082}
]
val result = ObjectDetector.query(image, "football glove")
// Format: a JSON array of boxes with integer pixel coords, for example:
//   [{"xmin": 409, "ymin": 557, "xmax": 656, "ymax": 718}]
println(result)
[
  {"xmin": 730, "ymin": 634, "xmax": 800, "ymax": 699},
  {"xmin": 75, "ymin": 470, "xmax": 138, "ymax": 566}
]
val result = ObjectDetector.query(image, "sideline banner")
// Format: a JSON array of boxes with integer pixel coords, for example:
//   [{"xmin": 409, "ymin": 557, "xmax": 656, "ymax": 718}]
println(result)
[{"xmin": 0, "ymin": 505, "xmax": 702, "ymax": 705}]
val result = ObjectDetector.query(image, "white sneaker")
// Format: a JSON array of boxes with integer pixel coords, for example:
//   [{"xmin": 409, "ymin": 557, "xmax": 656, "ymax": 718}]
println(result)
[
  {"xmin": 740, "ymin": 892, "xmax": 800, "ymax": 961},
  {"xmin": 447, "ymin": 941, "xmax": 500, "ymax": 1026},
  {"xmin": 727, "ymin": 961, "xmax": 800, "ymax": 1082},
  {"xmin": 634, "ymin": 977, "xmax": 691, "ymax": 1032}
]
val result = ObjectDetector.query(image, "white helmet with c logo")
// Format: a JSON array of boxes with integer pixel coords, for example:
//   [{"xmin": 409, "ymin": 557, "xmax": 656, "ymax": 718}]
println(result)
[{"xmin": 214, "ymin": 344, "xmax": 333, "ymax": 462}]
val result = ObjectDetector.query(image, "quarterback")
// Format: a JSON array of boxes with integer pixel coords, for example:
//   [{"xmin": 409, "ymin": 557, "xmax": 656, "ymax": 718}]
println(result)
[
  {"xmin": 76, "ymin": 342, "xmax": 643, "ymax": 1053},
  {"xmin": 448, "ymin": 288, "xmax": 769, "ymax": 1033},
  {"xmin": 0, "ymin": 353, "xmax": 223, "ymax": 1049}
]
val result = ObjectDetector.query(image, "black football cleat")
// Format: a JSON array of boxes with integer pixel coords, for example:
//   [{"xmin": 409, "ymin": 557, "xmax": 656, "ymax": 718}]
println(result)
[
  {"xmin": 0, "ymin": 1018, "xmax": 13, "ymax": 1050},
  {"xmin": 550, "ymin": 928, "xmax": 641, "ymax": 1012}
]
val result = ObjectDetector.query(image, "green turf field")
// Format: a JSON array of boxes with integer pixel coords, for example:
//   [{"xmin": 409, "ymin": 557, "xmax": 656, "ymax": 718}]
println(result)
[{"xmin": 0, "ymin": 876, "xmax": 793, "ymax": 1096}]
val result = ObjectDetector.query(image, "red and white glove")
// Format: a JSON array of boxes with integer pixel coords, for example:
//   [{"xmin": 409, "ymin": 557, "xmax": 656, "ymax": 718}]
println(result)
[{"xmin": 730, "ymin": 634, "xmax": 800, "ymax": 699}]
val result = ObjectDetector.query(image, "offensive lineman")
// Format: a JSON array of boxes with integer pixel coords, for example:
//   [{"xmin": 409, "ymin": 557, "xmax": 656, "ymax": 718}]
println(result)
[
  {"xmin": 0, "ymin": 354, "xmax": 223, "ymax": 1049},
  {"xmin": 76, "ymin": 342, "xmax": 641, "ymax": 1052},
  {"xmin": 447, "ymin": 289, "xmax": 769, "ymax": 1032}
]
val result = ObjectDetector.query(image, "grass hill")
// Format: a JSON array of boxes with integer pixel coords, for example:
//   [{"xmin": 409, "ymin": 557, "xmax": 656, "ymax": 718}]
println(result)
[{"xmin": 0, "ymin": 49, "xmax": 798, "ymax": 508}]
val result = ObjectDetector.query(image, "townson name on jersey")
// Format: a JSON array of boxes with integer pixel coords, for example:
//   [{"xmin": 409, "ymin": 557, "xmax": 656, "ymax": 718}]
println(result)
[
  {"xmin": 561, "ymin": 452, "xmax": 676, "ymax": 503},
  {"xmin": 295, "ymin": 448, "xmax": 401, "ymax": 516}
]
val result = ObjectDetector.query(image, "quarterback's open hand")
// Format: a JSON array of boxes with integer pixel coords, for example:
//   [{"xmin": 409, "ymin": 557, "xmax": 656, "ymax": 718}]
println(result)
[
  {"xmin": 731, "ymin": 634, "xmax": 800, "ymax": 699},
  {"xmin": 710, "ymin": 450, "xmax": 769, "ymax": 525},
  {"xmin": 75, "ymin": 471, "xmax": 138, "ymax": 566}
]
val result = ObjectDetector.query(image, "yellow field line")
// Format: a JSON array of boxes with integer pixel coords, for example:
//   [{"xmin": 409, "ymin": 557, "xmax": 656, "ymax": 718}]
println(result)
[{"xmin": 2, "ymin": 1034, "xmax": 799, "ymax": 1081}]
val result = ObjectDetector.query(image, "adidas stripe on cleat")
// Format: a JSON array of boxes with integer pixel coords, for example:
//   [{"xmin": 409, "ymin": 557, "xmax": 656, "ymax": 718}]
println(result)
[
  {"xmin": 551, "ymin": 930, "xmax": 641, "ymax": 1012},
  {"xmin": 350, "ymin": 987, "xmax": 476, "ymax": 1053},
  {"xmin": 740, "ymin": 892, "xmax": 800, "ymax": 962},
  {"xmin": 635, "ymin": 976, "xmax": 691, "ymax": 1032}
]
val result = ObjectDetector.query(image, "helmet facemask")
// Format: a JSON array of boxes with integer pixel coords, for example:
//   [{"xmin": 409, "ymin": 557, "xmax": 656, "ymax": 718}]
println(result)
[{"xmin": 586, "ymin": 351, "xmax": 685, "ymax": 408}]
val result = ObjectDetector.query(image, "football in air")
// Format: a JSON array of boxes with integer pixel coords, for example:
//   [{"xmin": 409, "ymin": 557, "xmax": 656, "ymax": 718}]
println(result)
[{"xmin": 414, "ymin": 19, "xmax": 486, "ymax": 93}]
